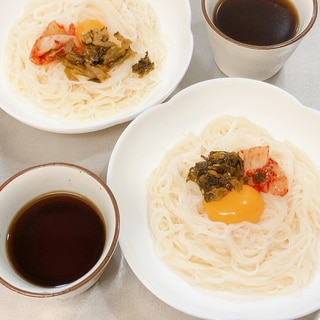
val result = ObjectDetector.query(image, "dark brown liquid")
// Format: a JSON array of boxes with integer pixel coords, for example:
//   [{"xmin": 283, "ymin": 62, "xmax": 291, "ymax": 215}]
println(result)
[
  {"xmin": 6, "ymin": 192, "xmax": 106, "ymax": 287},
  {"xmin": 213, "ymin": 0, "xmax": 299, "ymax": 46}
]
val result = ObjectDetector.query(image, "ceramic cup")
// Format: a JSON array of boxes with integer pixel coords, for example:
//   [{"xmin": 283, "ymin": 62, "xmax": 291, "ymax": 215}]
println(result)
[
  {"xmin": 201, "ymin": 0, "xmax": 318, "ymax": 80},
  {"xmin": 0, "ymin": 163, "xmax": 120, "ymax": 298}
]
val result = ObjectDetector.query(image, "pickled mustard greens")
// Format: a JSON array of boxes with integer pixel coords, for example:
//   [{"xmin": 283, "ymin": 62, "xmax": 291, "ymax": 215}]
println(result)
[
  {"xmin": 187, "ymin": 151, "xmax": 245, "ymax": 201},
  {"xmin": 61, "ymin": 27, "xmax": 154, "ymax": 82},
  {"xmin": 132, "ymin": 52, "xmax": 155, "ymax": 77}
]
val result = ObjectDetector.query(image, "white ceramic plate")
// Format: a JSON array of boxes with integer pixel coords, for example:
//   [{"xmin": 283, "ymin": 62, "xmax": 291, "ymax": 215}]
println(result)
[
  {"xmin": 0, "ymin": 0, "xmax": 192, "ymax": 134},
  {"xmin": 107, "ymin": 78, "xmax": 320, "ymax": 320}
]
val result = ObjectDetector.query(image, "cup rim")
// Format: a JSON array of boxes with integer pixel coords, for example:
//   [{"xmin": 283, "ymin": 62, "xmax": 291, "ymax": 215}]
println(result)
[
  {"xmin": 0, "ymin": 162, "xmax": 120, "ymax": 298},
  {"xmin": 201, "ymin": 0, "xmax": 318, "ymax": 50}
]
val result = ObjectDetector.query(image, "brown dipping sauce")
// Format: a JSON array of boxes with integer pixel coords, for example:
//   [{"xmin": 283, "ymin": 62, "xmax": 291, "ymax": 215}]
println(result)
[
  {"xmin": 6, "ymin": 192, "xmax": 106, "ymax": 287},
  {"xmin": 213, "ymin": 0, "xmax": 299, "ymax": 46}
]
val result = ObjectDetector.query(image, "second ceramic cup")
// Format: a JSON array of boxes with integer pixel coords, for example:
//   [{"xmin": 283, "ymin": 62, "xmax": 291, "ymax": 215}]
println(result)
[{"xmin": 201, "ymin": 0, "xmax": 318, "ymax": 80}]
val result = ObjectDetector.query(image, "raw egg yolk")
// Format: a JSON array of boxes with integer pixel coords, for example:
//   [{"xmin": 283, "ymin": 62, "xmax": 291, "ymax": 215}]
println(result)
[
  {"xmin": 76, "ymin": 20, "xmax": 105, "ymax": 40},
  {"xmin": 203, "ymin": 185, "xmax": 264, "ymax": 224}
]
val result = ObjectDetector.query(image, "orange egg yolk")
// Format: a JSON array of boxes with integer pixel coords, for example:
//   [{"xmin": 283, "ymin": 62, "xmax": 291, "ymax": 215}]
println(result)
[
  {"xmin": 203, "ymin": 185, "xmax": 264, "ymax": 224},
  {"xmin": 76, "ymin": 20, "xmax": 105, "ymax": 40}
]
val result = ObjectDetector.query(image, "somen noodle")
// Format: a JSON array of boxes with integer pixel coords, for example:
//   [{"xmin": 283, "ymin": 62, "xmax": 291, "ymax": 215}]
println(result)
[
  {"xmin": 4, "ymin": 0, "xmax": 167, "ymax": 122},
  {"xmin": 147, "ymin": 116, "xmax": 320, "ymax": 295}
]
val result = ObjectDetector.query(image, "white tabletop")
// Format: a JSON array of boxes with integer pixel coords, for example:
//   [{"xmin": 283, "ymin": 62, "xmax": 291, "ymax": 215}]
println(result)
[{"xmin": 1, "ymin": 1, "xmax": 320, "ymax": 319}]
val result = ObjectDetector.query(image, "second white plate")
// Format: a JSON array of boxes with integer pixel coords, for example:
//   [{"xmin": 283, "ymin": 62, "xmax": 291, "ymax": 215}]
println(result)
[
  {"xmin": 0, "ymin": 0, "xmax": 193, "ymax": 133},
  {"xmin": 107, "ymin": 78, "xmax": 320, "ymax": 320}
]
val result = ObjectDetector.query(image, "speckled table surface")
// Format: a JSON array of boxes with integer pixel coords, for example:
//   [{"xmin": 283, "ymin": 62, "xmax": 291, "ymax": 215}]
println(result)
[{"xmin": 1, "ymin": 1, "xmax": 320, "ymax": 319}]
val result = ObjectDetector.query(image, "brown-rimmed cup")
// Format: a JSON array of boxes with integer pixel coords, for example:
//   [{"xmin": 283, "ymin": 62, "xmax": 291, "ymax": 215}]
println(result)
[
  {"xmin": 0, "ymin": 163, "xmax": 119, "ymax": 298},
  {"xmin": 201, "ymin": 0, "xmax": 318, "ymax": 80}
]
